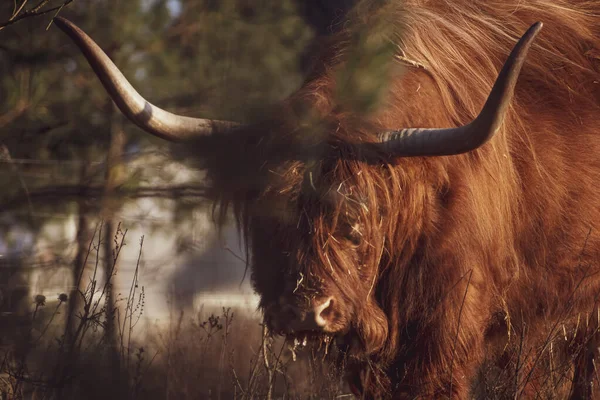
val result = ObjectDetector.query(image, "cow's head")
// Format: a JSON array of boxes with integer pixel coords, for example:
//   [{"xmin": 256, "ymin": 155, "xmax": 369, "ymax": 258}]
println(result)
[{"xmin": 54, "ymin": 17, "xmax": 541, "ymax": 355}]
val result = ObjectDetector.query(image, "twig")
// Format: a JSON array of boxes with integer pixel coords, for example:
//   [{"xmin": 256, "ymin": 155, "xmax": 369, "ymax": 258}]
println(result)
[
  {"xmin": 448, "ymin": 268, "xmax": 473, "ymax": 397},
  {"xmin": 122, "ymin": 236, "xmax": 144, "ymax": 371},
  {"xmin": 34, "ymin": 300, "xmax": 65, "ymax": 345},
  {"xmin": 513, "ymin": 313, "xmax": 526, "ymax": 400},
  {"xmin": 0, "ymin": 0, "xmax": 73, "ymax": 31},
  {"xmin": 8, "ymin": 0, "xmax": 29, "ymax": 25},
  {"xmin": 261, "ymin": 324, "xmax": 274, "ymax": 400}
]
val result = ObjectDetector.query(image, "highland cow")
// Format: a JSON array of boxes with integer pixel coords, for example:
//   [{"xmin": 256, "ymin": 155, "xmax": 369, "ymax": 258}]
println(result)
[{"xmin": 54, "ymin": 1, "xmax": 600, "ymax": 398}]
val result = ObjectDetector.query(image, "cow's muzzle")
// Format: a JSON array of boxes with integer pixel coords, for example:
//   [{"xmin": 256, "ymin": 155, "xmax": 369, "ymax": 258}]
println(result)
[{"xmin": 267, "ymin": 296, "xmax": 337, "ymax": 333}]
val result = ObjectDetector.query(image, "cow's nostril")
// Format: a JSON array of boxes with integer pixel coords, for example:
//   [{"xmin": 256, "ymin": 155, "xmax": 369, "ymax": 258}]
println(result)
[{"xmin": 314, "ymin": 297, "xmax": 335, "ymax": 327}]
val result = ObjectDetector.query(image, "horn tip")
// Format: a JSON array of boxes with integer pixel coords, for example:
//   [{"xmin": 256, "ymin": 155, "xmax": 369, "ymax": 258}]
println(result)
[
  {"xmin": 52, "ymin": 16, "xmax": 75, "ymax": 33},
  {"xmin": 52, "ymin": 16, "xmax": 68, "ymax": 25},
  {"xmin": 517, "ymin": 22, "xmax": 543, "ymax": 55},
  {"xmin": 529, "ymin": 21, "xmax": 544, "ymax": 36}
]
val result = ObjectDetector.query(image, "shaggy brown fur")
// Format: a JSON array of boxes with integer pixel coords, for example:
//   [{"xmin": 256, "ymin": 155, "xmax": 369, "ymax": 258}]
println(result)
[{"xmin": 188, "ymin": 0, "xmax": 600, "ymax": 398}]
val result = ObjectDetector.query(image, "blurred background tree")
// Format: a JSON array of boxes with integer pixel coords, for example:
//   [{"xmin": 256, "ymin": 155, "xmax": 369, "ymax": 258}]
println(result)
[{"xmin": 0, "ymin": 0, "xmax": 356, "ymax": 357}]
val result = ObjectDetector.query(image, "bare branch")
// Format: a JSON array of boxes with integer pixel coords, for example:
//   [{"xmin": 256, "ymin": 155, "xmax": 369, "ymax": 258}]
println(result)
[
  {"xmin": 0, "ymin": 0, "xmax": 73, "ymax": 31},
  {"xmin": 0, "ymin": 184, "xmax": 211, "ymax": 210}
]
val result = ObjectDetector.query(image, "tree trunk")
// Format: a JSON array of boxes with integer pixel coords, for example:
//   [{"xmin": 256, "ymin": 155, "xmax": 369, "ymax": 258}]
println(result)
[
  {"xmin": 102, "ymin": 102, "xmax": 126, "ymax": 390},
  {"xmin": 65, "ymin": 158, "xmax": 92, "ymax": 341}
]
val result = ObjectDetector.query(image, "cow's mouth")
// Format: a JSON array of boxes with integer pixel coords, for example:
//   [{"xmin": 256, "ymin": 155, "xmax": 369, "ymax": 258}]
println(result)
[{"xmin": 285, "ymin": 331, "xmax": 336, "ymax": 360}]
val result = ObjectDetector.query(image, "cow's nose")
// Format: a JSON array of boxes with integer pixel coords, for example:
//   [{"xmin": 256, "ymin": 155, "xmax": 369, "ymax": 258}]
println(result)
[
  {"xmin": 313, "ymin": 296, "xmax": 334, "ymax": 328},
  {"xmin": 274, "ymin": 296, "xmax": 336, "ymax": 332}
]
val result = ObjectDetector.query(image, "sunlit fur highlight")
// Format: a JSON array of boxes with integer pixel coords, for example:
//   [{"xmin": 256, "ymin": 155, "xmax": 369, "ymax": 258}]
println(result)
[{"xmin": 188, "ymin": 0, "xmax": 600, "ymax": 398}]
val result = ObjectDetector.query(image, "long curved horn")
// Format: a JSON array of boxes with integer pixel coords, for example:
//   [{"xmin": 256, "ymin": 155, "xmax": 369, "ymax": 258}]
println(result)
[
  {"xmin": 53, "ymin": 17, "xmax": 239, "ymax": 142},
  {"xmin": 377, "ymin": 22, "xmax": 543, "ymax": 157}
]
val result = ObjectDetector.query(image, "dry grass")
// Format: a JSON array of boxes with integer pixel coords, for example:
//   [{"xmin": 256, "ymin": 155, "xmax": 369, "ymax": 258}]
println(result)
[
  {"xmin": 0, "ymin": 224, "xmax": 350, "ymax": 400},
  {"xmin": 0, "ymin": 302, "xmax": 350, "ymax": 400},
  {"xmin": 0, "ymin": 225, "xmax": 594, "ymax": 399}
]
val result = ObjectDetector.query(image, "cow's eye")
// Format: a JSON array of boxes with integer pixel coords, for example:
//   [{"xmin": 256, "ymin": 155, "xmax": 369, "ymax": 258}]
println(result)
[
  {"xmin": 347, "ymin": 233, "xmax": 361, "ymax": 246},
  {"xmin": 345, "ymin": 223, "xmax": 362, "ymax": 246}
]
